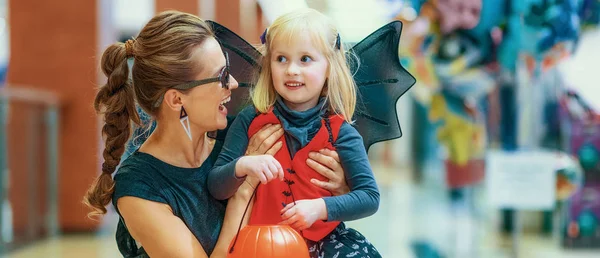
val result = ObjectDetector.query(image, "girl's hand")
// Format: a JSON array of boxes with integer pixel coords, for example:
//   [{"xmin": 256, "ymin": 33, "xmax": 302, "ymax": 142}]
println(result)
[
  {"xmin": 236, "ymin": 155, "xmax": 284, "ymax": 184},
  {"xmin": 279, "ymin": 199, "xmax": 327, "ymax": 231}
]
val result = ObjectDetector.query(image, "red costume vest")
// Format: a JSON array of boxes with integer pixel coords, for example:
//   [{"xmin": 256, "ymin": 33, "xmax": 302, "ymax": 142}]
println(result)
[{"xmin": 247, "ymin": 110, "xmax": 344, "ymax": 241}]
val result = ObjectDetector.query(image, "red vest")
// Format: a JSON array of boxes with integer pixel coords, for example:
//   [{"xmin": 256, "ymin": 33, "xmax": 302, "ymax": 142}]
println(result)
[{"xmin": 247, "ymin": 110, "xmax": 344, "ymax": 241}]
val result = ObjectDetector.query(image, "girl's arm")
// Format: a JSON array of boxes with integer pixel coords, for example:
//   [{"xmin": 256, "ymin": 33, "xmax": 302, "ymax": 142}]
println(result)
[
  {"xmin": 281, "ymin": 123, "xmax": 379, "ymax": 229},
  {"xmin": 207, "ymin": 107, "xmax": 259, "ymax": 200},
  {"xmin": 321, "ymin": 122, "xmax": 380, "ymax": 221}
]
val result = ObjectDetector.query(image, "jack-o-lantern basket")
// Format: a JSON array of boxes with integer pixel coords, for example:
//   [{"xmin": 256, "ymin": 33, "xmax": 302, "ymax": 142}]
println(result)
[{"xmin": 227, "ymin": 225, "xmax": 309, "ymax": 258}]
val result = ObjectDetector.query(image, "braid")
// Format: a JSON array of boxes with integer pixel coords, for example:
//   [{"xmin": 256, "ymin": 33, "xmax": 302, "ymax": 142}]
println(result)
[{"xmin": 84, "ymin": 42, "xmax": 140, "ymax": 219}]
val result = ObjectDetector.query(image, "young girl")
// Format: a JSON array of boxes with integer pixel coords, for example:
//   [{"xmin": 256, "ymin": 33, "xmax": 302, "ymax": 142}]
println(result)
[{"xmin": 209, "ymin": 9, "xmax": 381, "ymax": 258}]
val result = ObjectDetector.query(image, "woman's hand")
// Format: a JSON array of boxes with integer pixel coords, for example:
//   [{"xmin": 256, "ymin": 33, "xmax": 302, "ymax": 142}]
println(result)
[
  {"xmin": 245, "ymin": 125, "xmax": 349, "ymax": 194},
  {"xmin": 306, "ymin": 149, "xmax": 350, "ymax": 196},
  {"xmin": 246, "ymin": 124, "xmax": 284, "ymax": 156}
]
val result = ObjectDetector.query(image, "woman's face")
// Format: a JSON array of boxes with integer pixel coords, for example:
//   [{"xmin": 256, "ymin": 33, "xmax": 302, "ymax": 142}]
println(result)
[{"xmin": 182, "ymin": 37, "xmax": 238, "ymax": 131}]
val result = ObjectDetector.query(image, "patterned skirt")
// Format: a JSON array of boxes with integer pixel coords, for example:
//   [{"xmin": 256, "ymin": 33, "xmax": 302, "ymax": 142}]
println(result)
[{"xmin": 305, "ymin": 223, "xmax": 382, "ymax": 258}]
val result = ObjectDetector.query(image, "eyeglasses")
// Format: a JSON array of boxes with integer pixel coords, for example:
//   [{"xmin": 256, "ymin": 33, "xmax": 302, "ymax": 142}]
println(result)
[{"xmin": 154, "ymin": 52, "xmax": 231, "ymax": 108}]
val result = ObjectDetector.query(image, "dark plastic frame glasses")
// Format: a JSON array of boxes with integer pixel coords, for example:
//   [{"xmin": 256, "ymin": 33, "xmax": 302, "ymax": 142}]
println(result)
[{"xmin": 154, "ymin": 51, "xmax": 230, "ymax": 108}]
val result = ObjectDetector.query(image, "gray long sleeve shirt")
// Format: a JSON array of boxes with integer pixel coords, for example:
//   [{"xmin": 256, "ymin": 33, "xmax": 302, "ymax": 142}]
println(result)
[{"xmin": 208, "ymin": 97, "xmax": 379, "ymax": 222}]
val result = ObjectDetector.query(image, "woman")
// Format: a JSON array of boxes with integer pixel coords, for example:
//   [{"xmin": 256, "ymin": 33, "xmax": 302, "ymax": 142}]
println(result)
[{"xmin": 83, "ymin": 11, "xmax": 349, "ymax": 258}]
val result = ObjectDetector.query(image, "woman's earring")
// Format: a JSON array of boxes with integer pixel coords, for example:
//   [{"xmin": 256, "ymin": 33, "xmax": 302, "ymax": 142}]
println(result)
[{"xmin": 180, "ymin": 106, "xmax": 192, "ymax": 141}]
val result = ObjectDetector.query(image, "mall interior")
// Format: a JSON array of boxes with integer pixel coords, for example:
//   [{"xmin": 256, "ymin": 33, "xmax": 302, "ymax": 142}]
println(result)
[{"xmin": 1, "ymin": 0, "xmax": 600, "ymax": 257}]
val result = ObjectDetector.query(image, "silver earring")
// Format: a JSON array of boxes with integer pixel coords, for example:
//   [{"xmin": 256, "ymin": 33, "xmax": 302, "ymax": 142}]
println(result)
[{"xmin": 180, "ymin": 106, "xmax": 192, "ymax": 141}]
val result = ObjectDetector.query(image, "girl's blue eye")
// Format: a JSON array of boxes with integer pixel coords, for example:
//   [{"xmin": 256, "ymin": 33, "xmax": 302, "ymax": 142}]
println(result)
[
  {"xmin": 301, "ymin": 55, "xmax": 313, "ymax": 62},
  {"xmin": 277, "ymin": 56, "xmax": 287, "ymax": 62}
]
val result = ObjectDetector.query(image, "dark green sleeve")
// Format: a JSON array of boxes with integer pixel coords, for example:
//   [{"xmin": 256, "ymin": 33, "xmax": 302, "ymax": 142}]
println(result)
[
  {"xmin": 322, "ymin": 122, "xmax": 380, "ymax": 221},
  {"xmin": 112, "ymin": 165, "xmax": 168, "ymax": 207}
]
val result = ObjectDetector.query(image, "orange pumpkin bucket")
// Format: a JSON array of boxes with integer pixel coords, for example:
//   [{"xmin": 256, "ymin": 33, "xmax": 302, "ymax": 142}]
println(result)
[{"xmin": 226, "ymin": 225, "xmax": 309, "ymax": 258}]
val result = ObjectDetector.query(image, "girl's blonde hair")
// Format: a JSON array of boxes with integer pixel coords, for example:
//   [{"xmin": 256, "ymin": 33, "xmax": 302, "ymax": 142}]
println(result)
[{"xmin": 251, "ymin": 8, "xmax": 357, "ymax": 123}]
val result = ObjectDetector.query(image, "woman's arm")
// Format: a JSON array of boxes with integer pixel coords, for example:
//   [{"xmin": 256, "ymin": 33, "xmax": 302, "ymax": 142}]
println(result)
[
  {"xmin": 118, "ymin": 196, "xmax": 208, "ymax": 258},
  {"xmin": 211, "ymin": 125, "xmax": 283, "ymax": 258},
  {"xmin": 210, "ymin": 177, "xmax": 258, "ymax": 258}
]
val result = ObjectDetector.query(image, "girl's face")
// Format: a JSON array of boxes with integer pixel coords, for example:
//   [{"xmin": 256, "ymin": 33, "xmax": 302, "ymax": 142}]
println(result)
[{"xmin": 270, "ymin": 30, "xmax": 329, "ymax": 111}]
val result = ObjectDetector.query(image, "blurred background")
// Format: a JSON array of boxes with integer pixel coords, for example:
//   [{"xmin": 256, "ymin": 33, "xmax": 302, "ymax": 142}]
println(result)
[{"xmin": 1, "ymin": 0, "xmax": 600, "ymax": 257}]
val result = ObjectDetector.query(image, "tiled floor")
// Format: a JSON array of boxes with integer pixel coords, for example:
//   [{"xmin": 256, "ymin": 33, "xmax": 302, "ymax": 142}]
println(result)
[{"xmin": 5, "ymin": 163, "xmax": 600, "ymax": 257}]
